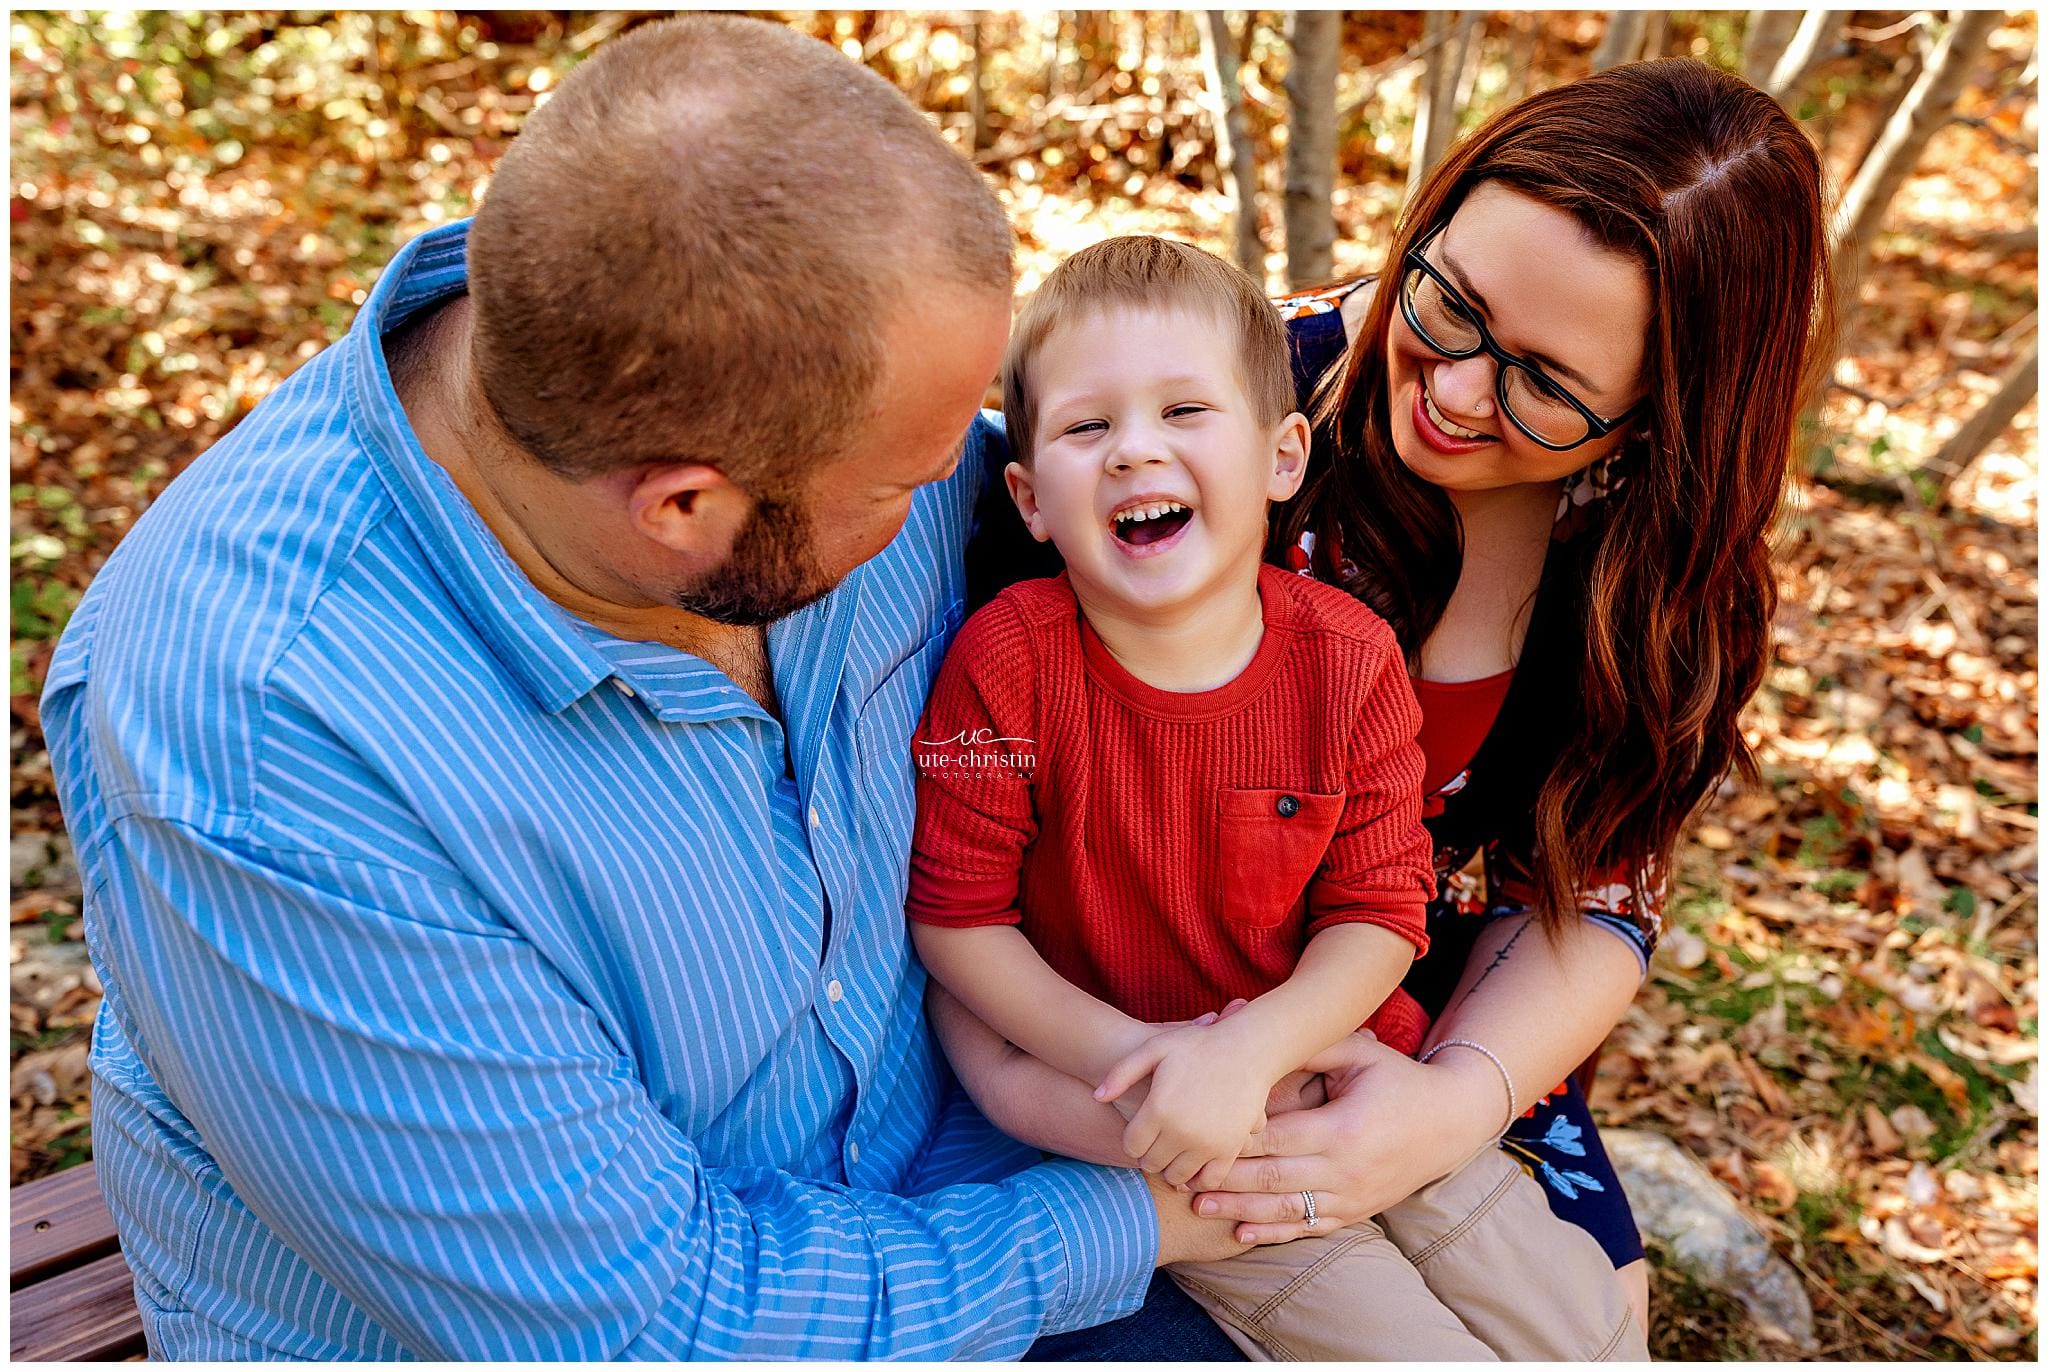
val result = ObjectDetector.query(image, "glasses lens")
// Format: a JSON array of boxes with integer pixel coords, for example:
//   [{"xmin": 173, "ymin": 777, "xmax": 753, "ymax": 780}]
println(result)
[
  {"xmin": 1404, "ymin": 268, "xmax": 1482, "ymax": 355},
  {"xmin": 1502, "ymin": 364, "xmax": 1591, "ymax": 447}
]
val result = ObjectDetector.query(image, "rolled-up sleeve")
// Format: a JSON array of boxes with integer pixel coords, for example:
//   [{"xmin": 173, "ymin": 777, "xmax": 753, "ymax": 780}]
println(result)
[
  {"xmin": 98, "ymin": 812, "xmax": 1155, "ymax": 1360},
  {"xmin": 1484, "ymin": 840, "xmax": 1659, "ymax": 975}
]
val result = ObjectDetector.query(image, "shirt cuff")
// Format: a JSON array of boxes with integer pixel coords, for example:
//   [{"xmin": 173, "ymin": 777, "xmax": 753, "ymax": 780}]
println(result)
[
  {"xmin": 1305, "ymin": 903, "xmax": 1430, "ymax": 955},
  {"xmin": 1010, "ymin": 1157, "xmax": 1157, "ymax": 1337},
  {"xmin": 904, "ymin": 864, "xmax": 1023, "ymax": 927}
]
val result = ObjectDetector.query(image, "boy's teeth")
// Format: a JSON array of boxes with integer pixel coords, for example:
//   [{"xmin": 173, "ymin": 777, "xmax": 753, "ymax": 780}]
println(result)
[{"xmin": 1113, "ymin": 500, "xmax": 1189, "ymax": 525}]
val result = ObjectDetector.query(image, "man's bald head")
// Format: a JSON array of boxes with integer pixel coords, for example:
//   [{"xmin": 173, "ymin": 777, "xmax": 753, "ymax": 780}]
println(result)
[{"xmin": 467, "ymin": 15, "xmax": 1013, "ymax": 485}]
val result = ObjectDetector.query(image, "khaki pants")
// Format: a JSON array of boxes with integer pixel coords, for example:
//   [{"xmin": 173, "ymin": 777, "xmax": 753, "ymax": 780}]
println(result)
[{"xmin": 1169, "ymin": 1147, "xmax": 1645, "ymax": 1361}]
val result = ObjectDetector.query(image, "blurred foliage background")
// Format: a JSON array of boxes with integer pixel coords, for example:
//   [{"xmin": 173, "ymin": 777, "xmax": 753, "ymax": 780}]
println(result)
[{"xmin": 8, "ymin": 9, "xmax": 2038, "ymax": 1361}]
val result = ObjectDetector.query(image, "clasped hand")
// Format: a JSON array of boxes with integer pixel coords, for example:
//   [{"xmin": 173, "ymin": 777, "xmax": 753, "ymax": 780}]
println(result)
[
  {"xmin": 1094, "ymin": 1018, "xmax": 1288, "ymax": 1191},
  {"xmin": 1180, "ymin": 1029, "xmax": 1508, "ymax": 1246}
]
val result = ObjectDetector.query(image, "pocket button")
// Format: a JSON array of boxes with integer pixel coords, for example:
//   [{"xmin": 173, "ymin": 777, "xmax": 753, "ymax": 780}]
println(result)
[{"xmin": 1276, "ymin": 794, "xmax": 1301, "ymax": 818}]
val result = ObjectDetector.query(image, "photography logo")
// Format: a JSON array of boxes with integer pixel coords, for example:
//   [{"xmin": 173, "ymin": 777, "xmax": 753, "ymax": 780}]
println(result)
[{"xmin": 916, "ymin": 726, "xmax": 1037, "ymax": 778}]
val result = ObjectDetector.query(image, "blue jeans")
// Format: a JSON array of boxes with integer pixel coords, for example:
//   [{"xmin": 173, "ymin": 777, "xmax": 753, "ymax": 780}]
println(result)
[{"xmin": 1026, "ymin": 1272, "xmax": 1246, "ymax": 1361}]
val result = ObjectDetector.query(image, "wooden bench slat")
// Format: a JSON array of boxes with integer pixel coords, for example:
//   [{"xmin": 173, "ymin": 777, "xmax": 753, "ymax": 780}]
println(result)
[
  {"xmin": 9, "ymin": 1252, "xmax": 147, "ymax": 1363},
  {"xmin": 10, "ymin": 1163, "xmax": 121, "ymax": 1288}
]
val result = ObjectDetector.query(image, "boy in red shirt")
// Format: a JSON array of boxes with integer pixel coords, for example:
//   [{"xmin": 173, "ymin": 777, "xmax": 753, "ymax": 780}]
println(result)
[{"xmin": 907, "ymin": 237, "xmax": 1642, "ymax": 1359}]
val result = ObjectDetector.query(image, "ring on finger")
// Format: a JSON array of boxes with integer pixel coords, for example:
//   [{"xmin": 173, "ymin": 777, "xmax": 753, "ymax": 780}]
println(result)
[{"xmin": 1300, "ymin": 1189, "xmax": 1319, "ymax": 1228}]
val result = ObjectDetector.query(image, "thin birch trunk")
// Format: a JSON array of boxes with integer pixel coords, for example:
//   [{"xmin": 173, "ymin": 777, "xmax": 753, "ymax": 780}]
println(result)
[
  {"xmin": 968, "ymin": 18, "xmax": 988, "ymax": 152},
  {"xmin": 1741, "ymin": 9, "xmax": 1800, "ymax": 86},
  {"xmin": 1640, "ymin": 11, "xmax": 1669, "ymax": 62},
  {"xmin": 1407, "ymin": 11, "xmax": 1464, "ymax": 204},
  {"xmin": 1849, "ymin": 23, "xmax": 1931, "ymax": 171},
  {"xmin": 1931, "ymin": 339, "xmax": 2040, "ymax": 489},
  {"xmin": 1044, "ymin": 10, "xmax": 1064, "ymax": 105},
  {"xmin": 1834, "ymin": 10, "xmax": 2003, "ymax": 295},
  {"xmin": 1506, "ymin": 10, "xmax": 1537, "ymax": 103},
  {"xmin": 1454, "ymin": 12, "xmax": 1487, "ymax": 113},
  {"xmin": 1284, "ymin": 9, "xmax": 1340, "ymax": 287},
  {"xmin": 1593, "ymin": 12, "xmax": 1647, "ymax": 72},
  {"xmin": 1198, "ymin": 11, "xmax": 1265, "ymax": 275},
  {"xmin": 1768, "ymin": 10, "xmax": 1847, "ymax": 110}
]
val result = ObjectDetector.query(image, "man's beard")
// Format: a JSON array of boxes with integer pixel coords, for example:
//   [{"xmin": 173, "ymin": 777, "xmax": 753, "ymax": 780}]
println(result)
[{"xmin": 673, "ymin": 490, "xmax": 837, "ymax": 626}]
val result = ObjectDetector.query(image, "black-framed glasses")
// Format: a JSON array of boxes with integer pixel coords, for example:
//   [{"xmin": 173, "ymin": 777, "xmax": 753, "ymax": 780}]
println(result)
[{"xmin": 1400, "ymin": 223, "xmax": 1638, "ymax": 451}]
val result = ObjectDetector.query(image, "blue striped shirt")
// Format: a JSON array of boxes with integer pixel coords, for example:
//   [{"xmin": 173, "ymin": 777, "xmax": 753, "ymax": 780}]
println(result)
[{"xmin": 42, "ymin": 219, "xmax": 1156, "ymax": 1360}]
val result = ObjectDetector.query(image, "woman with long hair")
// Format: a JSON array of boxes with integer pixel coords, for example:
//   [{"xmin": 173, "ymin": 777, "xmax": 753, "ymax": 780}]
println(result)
[
  {"xmin": 1214, "ymin": 54, "xmax": 1833, "ymax": 1329},
  {"xmin": 964, "ymin": 57, "xmax": 1835, "ymax": 1355}
]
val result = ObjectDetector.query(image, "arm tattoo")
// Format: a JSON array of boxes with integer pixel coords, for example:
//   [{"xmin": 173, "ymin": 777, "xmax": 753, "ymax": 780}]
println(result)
[{"xmin": 1445, "ymin": 920, "xmax": 1529, "ymax": 1018}]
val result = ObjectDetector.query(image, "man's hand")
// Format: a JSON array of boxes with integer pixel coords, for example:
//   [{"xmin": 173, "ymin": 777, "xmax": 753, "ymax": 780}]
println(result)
[
  {"xmin": 1264, "ymin": 1068, "xmax": 1329, "ymax": 1119},
  {"xmin": 1096, "ymin": 1022, "xmax": 1277, "ymax": 1189},
  {"xmin": 1147, "ymin": 1173, "xmax": 1251, "ymax": 1267}
]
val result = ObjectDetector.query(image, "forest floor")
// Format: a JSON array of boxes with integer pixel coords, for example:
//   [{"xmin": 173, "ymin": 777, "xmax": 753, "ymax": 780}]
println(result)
[{"xmin": 9, "ymin": 12, "xmax": 2037, "ymax": 1360}]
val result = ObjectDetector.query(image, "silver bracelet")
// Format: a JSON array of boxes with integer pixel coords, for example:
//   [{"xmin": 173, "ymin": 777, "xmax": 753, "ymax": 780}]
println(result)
[{"xmin": 1419, "ymin": 1038, "xmax": 1518, "ymax": 1140}]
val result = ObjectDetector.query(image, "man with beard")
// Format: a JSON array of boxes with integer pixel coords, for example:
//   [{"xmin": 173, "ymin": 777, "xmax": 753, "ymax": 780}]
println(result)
[{"xmin": 42, "ymin": 16, "xmax": 1244, "ymax": 1360}]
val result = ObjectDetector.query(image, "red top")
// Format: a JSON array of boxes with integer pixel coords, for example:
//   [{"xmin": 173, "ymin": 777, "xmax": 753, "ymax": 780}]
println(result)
[
  {"xmin": 907, "ymin": 564, "xmax": 1437, "ymax": 1055},
  {"xmin": 1413, "ymin": 671, "xmax": 1514, "ymax": 797}
]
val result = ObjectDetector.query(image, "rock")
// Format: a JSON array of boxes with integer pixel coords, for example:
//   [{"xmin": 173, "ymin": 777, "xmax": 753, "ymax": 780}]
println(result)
[
  {"xmin": 10, "ymin": 937, "xmax": 95, "ymax": 1014},
  {"xmin": 10, "ymin": 1041, "xmax": 89, "ymax": 1106},
  {"xmin": 9, "ymin": 830, "xmax": 79, "ymax": 899},
  {"xmin": 10, "ymin": 831, "xmax": 52, "ymax": 889},
  {"xmin": 1604, "ymin": 1128, "xmax": 1817, "ymax": 1351},
  {"xmin": 1657, "ymin": 927, "xmax": 1708, "ymax": 971},
  {"xmin": 1889, "ymin": 1103, "xmax": 1937, "ymax": 1143},
  {"xmin": 2005, "ymin": 1061, "xmax": 2037, "ymax": 1118}
]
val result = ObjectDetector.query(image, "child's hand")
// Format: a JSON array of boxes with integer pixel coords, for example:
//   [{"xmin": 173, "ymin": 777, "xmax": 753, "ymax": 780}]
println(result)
[
  {"xmin": 1095, "ymin": 1024, "xmax": 1275, "ymax": 1188},
  {"xmin": 1105, "ymin": 1007, "xmax": 1229, "ymax": 1125}
]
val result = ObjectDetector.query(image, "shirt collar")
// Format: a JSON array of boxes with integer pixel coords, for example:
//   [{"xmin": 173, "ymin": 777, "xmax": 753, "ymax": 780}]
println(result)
[{"xmin": 344, "ymin": 219, "xmax": 648, "ymax": 716}]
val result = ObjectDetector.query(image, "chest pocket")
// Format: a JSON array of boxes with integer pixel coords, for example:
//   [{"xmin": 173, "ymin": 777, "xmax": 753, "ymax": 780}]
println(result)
[{"xmin": 1214, "ymin": 787, "xmax": 1344, "ymax": 928}]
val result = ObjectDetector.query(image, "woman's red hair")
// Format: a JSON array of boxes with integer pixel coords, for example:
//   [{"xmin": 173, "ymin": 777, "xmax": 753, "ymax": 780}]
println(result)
[{"xmin": 1274, "ymin": 58, "xmax": 1836, "ymax": 934}]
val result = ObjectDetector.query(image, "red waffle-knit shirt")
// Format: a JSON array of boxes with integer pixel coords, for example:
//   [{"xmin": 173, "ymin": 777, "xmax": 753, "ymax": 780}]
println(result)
[{"xmin": 907, "ymin": 564, "xmax": 1437, "ymax": 1055}]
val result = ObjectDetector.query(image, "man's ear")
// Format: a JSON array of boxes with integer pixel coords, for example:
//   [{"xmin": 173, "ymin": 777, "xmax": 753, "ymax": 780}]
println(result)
[
  {"xmin": 1003, "ymin": 460, "xmax": 1053, "ymax": 544},
  {"xmin": 1267, "ymin": 412, "xmax": 1312, "ymax": 502},
  {"xmin": 626, "ymin": 463, "xmax": 753, "ymax": 562}
]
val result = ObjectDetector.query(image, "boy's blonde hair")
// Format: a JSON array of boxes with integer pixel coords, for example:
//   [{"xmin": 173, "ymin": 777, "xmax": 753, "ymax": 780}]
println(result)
[{"xmin": 1000, "ymin": 236, "xmax": 1294, "ymax": 463}]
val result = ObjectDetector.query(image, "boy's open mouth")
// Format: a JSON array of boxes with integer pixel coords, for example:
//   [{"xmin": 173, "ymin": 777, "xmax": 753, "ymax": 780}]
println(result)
[{"xmin": 1110, "ymin": 499, "xmax": 1193, "ymax": 547}]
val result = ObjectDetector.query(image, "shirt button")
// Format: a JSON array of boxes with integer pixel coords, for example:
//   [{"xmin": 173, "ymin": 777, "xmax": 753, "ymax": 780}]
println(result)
[
  {"xmin": 847, "ymin": 1139, "xmax": 861, "ymax": 1165},
  {"xmin": 612, "ymin": 678, "xmax": 636, "ymax": 699},
  {"xmin": 826, "ymin": 979, "xmax": 844, "ymax": 1003},
  {"xmin": 1276, "ymin": 794, "xmax": 1301, "ymax": 818},
  {"xmin": 809, "ymin": 805, "xmax": 823, "ymax": 829}
]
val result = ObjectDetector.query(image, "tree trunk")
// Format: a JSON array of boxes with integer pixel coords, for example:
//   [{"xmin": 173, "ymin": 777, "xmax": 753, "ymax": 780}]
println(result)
[
  {"xmin": 1848, "ymin": 22, "xmax": 1931, "ymax": 171},
  {"xmin": 1198, "ymin": 11, "xmax": 1265, "ymax": 276},
  {"xmin": 1593, "ymin": 11, "xmax": 1647, "ymax": 72},
  {"xmin": 967, "ymin": 18, "xmax": 988, "ymax": 153},
  {"xmin": 1741, "ymin": 9, "xmax": 1800, "ymax": 86},
  {"xmin": 1284, "ymin": 9, "xmax": 1340, "ymax": 287},
  {"xmin": 1931, "ymin": 339, "xmax": 2039, "ymax": 492},
  {"xmin": 1044, "ymin": 10, "xmax": 1064, "ymax": 106},
  {"xmin": 1448, "ymin": 13, "xmax": 1480, "ymax": 118},
  {"xmin": 1454, "ymin": 12, "xmax": 1488, "ymax": 114},
  {"xmin": 1834, "ymin": 10, "xmax": 2003, "ymax": 297},
  {"xmin": 1506, "ymin": 10, "xmax": 1538, "ymax": 103},
  {"xmin": 1768, "ymin": 10, "xmax": 1847, "ymax": 111},
  {"xmin": 1407, "ymin": 11, "xmax": 1465, "ymax": 205},
  {"xmin": 1640, "ymin": 12, "xmax": 1669, "ymax": 62}
]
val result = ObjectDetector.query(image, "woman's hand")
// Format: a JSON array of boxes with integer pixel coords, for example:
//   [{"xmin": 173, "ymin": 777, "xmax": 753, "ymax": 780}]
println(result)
[{"xmin": 1188, "ymin": 1030, "xmax": 1509, "ymax": 1244}]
